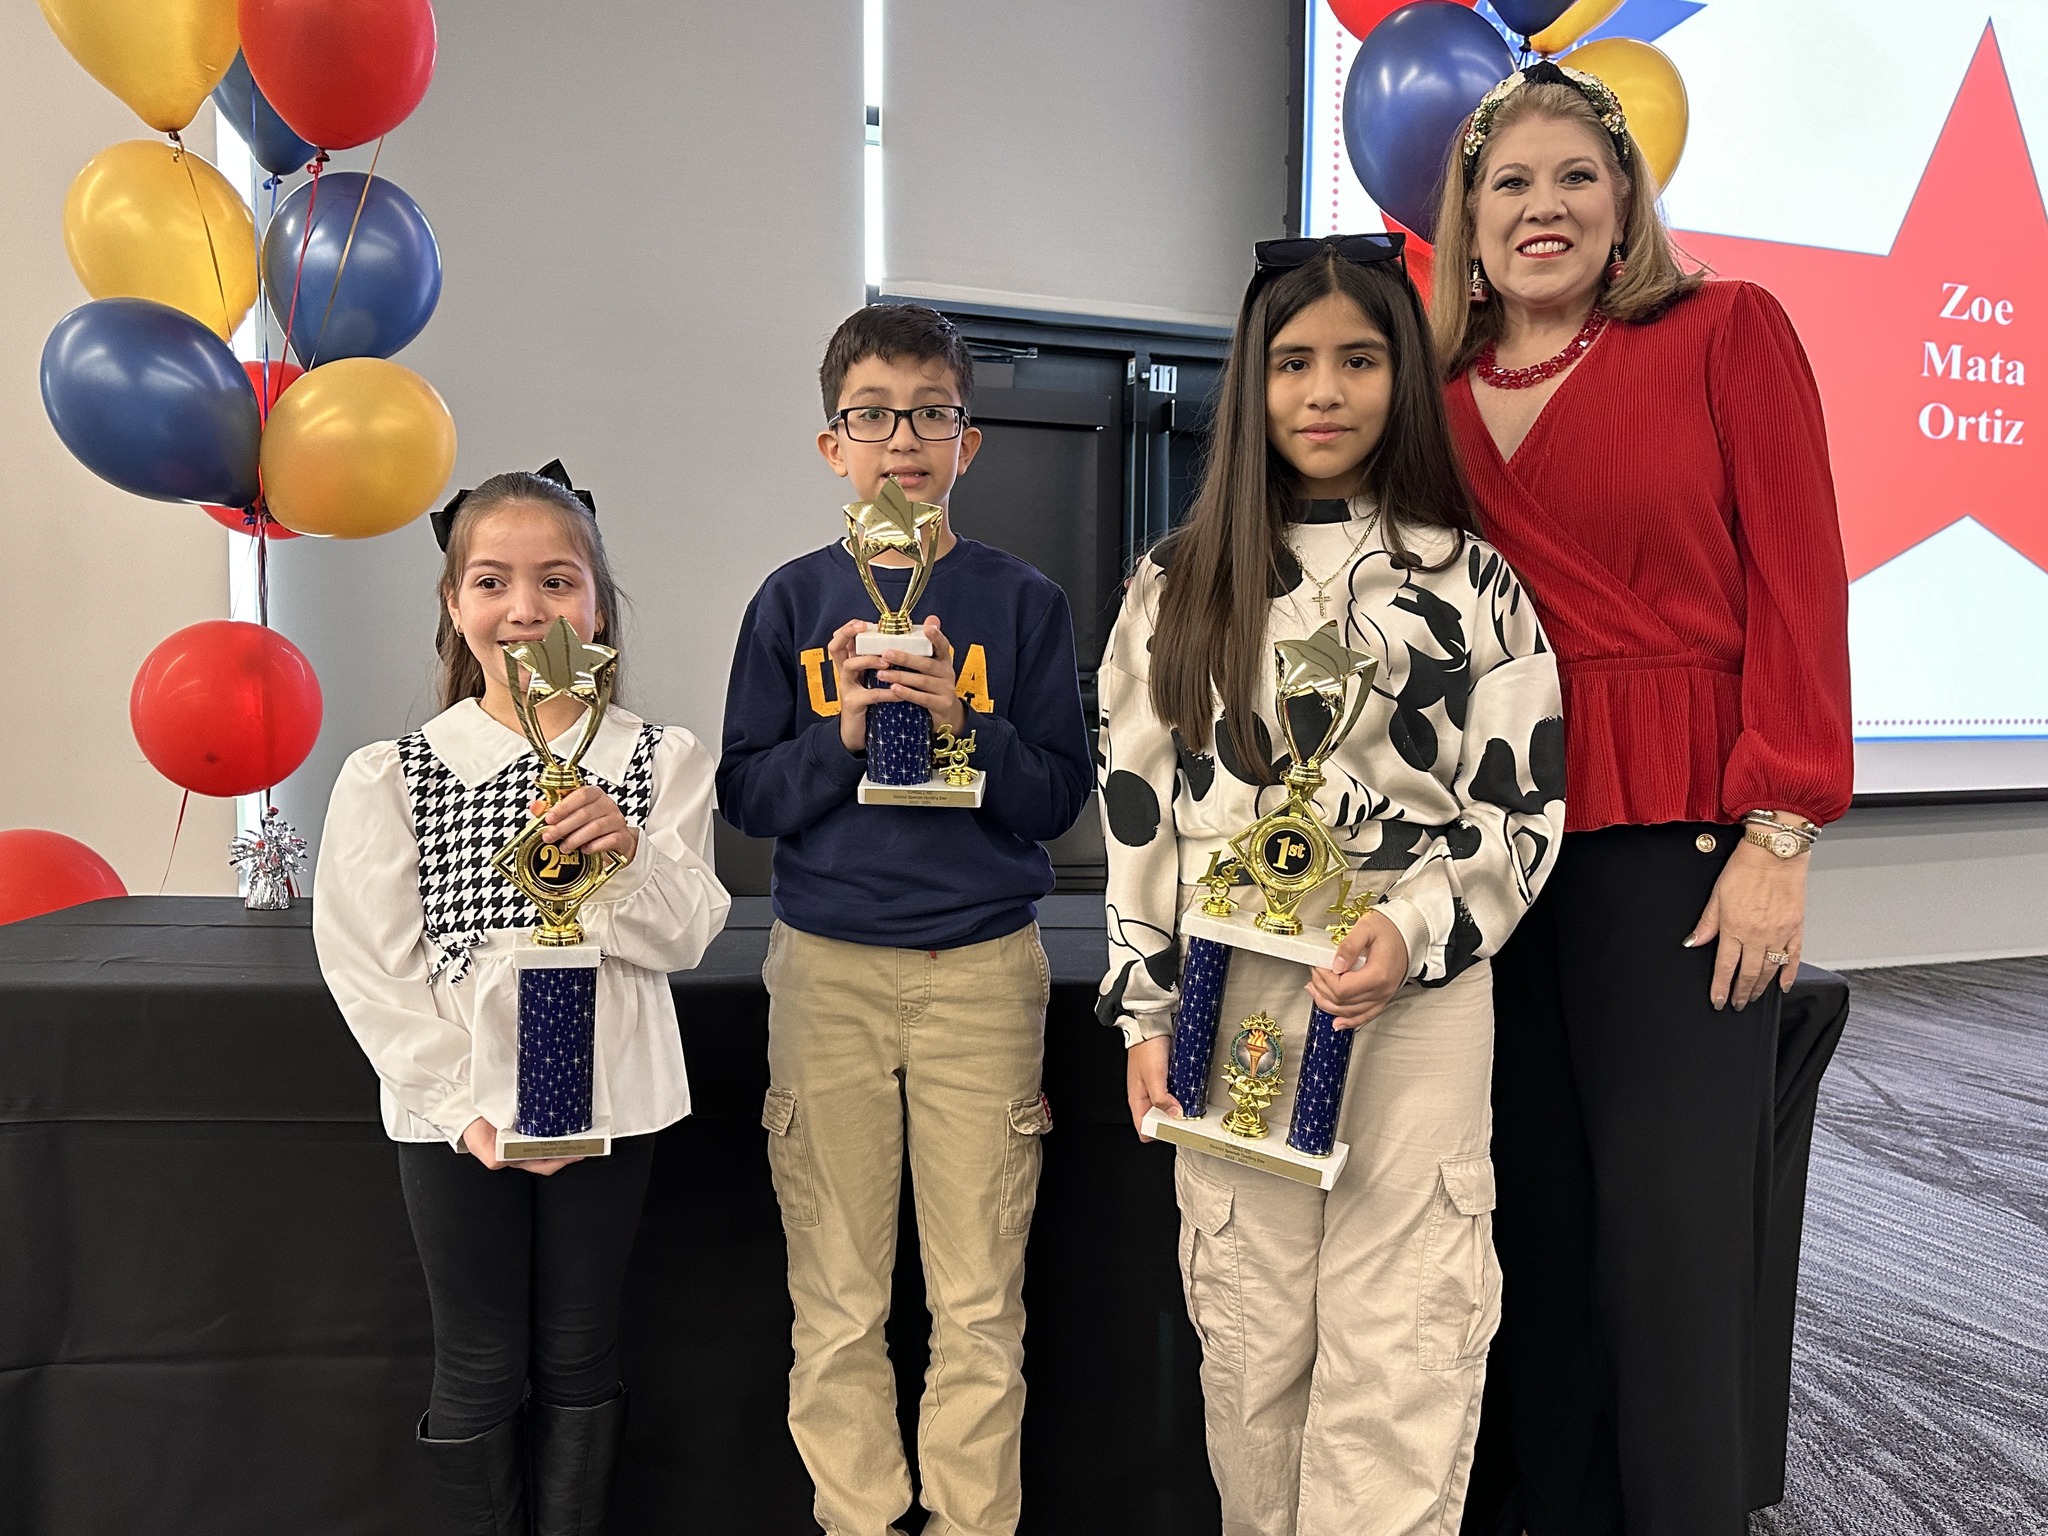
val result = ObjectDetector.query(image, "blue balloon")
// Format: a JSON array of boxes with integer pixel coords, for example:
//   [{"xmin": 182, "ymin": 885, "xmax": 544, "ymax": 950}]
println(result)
[
  {"xmin": 41, "ymin": 299, "xmax": 261, "ymax": 507},
  {"xmin": 211, "ymin": 52, "xmax": 319, "ymax": 179},
  {"xmin": 1490, "ymin": 0, "xmax": 1574, "ymax": 36},
  {"xmin": 1344, "ymin": 3, "xmax": 1515, "ymax": 239},
  {"xmin": 262, "ymin": 173, "xmax": 443, "ymax": 365}
]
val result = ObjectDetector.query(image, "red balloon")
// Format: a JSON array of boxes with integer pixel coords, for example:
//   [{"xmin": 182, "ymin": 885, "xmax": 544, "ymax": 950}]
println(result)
[
  {"xmin": 239, "ymin": 0, "xmax": 437, "ymax": 151},
  {"xmin": 0, "ymin": 829, "xmax": 127, "ymax": 925},
  {"xmin": 204, "ymin": 503, "xmax": 300, "ymax": 538},
  {"xmin": 130, "ymin": 620, "xmax": 323, "ymax": 797},
  {"xmin": 1330, "ymin": 0, "xmax": 1471, "ymax": 40},
  {"xmin": 205, "ymin": 360, "xmax": 305, "ymax": 536},
  {"xmin": 245, "ymin": 358, "xmax": 304, "ymax": 417},
  {"xmin": 1385, "ymin": 214, "xmax": 1436, "ymax": 309}
]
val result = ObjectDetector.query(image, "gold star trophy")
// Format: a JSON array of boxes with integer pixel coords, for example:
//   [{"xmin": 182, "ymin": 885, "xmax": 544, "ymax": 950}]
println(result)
[
  {"xmin": 1140, "ymin": 622, "xmax": 1380, "ymax": 1189},
  {"xmin": 846, "ymin": 479, "xmax": 986, "ymax": 808},
  {"xmin": 488, "ymin": 616, "xmax": 623, "ymax": 1162}
]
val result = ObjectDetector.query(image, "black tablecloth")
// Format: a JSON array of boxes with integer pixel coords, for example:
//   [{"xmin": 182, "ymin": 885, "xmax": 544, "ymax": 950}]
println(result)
[
  {"xmin": 0, "ymin": 897, "xmax": 1847, "ymax": 1535},
  {"xmin": 0, "ymin": 896, "xmax": 1210, "ymax": 1536}
]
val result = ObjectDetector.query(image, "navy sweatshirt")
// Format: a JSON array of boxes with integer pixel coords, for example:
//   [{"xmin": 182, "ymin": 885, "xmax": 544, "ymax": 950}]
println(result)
[{"xmin": 717, "ymin": 535, "xmax": 1093, "ymax": 949}]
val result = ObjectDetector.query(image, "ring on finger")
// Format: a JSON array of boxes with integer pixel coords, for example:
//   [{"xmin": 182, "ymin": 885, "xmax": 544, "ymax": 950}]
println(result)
[{"xmin": 1763, "ymin": 947, "xmax": 1791, "ymax": 966}]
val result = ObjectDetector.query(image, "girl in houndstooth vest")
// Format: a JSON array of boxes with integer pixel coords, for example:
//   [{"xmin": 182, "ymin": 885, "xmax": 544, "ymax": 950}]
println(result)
[{"xmin": 313, "ymin": 465, "xmax": 729, "ymax": 1536}]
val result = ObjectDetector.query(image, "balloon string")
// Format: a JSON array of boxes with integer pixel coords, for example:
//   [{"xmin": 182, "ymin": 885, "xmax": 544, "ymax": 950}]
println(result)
[
  {"xmin": 243, "ymin": 115, "xmax": 280, "ymax": 634},
  {"xmin": 257, "ymin": 505, "xmax": 271, "ymax": 627},
  {"xmin": 307, "ymin": 136, "xmax": 385, "ymax": 369},
  {"xmin": 171, "ymin": 132, "xmax": 237, "ymax": 340},
  {"xmin": 280, "ymin": 153, "xmax": 328, "ymax": 368},
  {"xmin": 157, "ymin": 790, "xmax": 192, "ymax": 895},
  {"xmin": 250, "ymin": 99, "xmax": 274, "ymax": 417}
]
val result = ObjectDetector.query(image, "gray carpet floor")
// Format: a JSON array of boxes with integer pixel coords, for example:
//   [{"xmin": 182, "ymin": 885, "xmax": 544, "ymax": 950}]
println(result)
[{"xmin": 1753, "ymin": 958, "xmax": 2048, "ymax": 1535}]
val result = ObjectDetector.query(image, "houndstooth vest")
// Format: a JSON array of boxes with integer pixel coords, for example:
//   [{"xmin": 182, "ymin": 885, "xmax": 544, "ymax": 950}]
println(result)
[{"xmin": 396, "ymin": 722, "xmax": 662, "ymax": 983}]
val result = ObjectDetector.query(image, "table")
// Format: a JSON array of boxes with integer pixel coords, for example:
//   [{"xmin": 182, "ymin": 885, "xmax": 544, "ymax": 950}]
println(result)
[
  {"xmin": 0, "ymin": 896, "xmax": 1845, "ymax": 1534},
  {"xmin": 0, "ymin": 896, "xmax": 1209, "ymax": 1536}
]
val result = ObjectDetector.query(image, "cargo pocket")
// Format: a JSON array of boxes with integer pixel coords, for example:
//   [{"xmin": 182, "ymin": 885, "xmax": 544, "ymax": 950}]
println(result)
[
  {"xmin": 761, "ymin": 1086, "xmax": 819, "ymax": 1228},
  {"xmin": 1417, "ymin": 1154, "xmax": 1501, "ymax": 1371},
  {"xmin": 1174, "ymin": 1159, "xmax": 1244, "ymax": 1374},
  {"xmin": 998, "ymin": 1093, "xmax": 1053, "ymax": 1235}
]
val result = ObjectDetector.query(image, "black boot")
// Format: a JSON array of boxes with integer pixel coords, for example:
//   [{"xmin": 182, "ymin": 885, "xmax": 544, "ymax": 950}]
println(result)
[
  {"xmin": 417, "ymin": 1409, "xmax": 530, "ymax": 1535},
  {"xmin": 530, "ymin": 1390, "xmax": 629, "ymax": 1536}
]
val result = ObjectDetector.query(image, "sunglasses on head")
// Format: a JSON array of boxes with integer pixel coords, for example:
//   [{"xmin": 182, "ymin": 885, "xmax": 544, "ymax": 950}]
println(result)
[{"xmin": 1250, "ymin": 232, "xmax": 1409, "ymax": 290}]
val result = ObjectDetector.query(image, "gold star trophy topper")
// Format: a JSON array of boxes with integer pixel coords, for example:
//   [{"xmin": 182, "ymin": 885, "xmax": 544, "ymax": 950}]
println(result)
[
  {"xmin": 1226, "ymin": 622, "xmax": 1380, "ymax": 936},
  {"xmin": 846, "ymin": 477, "xmax": 947, "ymax": 637},
  {"xmin": 489, "ymin": 616, "xmax": 625, "ymax": 946}
]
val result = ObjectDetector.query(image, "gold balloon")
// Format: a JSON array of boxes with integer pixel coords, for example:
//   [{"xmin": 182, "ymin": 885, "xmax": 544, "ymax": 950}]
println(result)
[
  {"xmin": 36, "ymin": 0, "xmax": 239, "ymax": 134},
  {"xmin": 64, "ymin": 141, "xmax": 256, "ymax": 340},
  {"xmin": 1529, "ymin": 0, "xmax": 1624, "ymax": 56},
  {"xmin": 1563, "ymin": 37, "xmax": 1689, "ymax": 191},
  {"xmin": 261, "ymin": 360, "xmax": 457, "ymax": 539}
]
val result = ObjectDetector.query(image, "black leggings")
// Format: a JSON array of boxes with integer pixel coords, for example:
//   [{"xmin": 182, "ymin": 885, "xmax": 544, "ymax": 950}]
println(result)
[{"xmin": 397, "ymin": 1134, "xmax": 656, "ymax": 1439}]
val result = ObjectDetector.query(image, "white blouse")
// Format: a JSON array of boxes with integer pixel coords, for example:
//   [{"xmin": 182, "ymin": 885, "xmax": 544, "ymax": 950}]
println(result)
[
  {"xmin": 313, "ymin": 699, "xmax": 731, "ymax": 1144},
  {"xmin": 1098, "ymin": 502, "xmax": 1566, "ymax": 1047}
]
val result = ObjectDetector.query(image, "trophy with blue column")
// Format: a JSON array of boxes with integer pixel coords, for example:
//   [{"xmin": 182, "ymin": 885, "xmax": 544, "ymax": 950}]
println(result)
[
  {"xmin": 488, "ymin": 618, "xmax": 623, "ymax": 1162},
  {"xmin": 847, "ymin": 479, "xmax": 986, "ymax": 808},
  {"xmin": 1140, "ymin": 622, "xmax": 1379, "ymax": 1190}
]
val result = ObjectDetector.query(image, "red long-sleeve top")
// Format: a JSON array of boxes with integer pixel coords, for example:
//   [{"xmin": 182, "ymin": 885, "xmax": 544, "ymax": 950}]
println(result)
[{"xmin": 1447, "ymin": 279, "xmax": 1853, "ymax": 833}]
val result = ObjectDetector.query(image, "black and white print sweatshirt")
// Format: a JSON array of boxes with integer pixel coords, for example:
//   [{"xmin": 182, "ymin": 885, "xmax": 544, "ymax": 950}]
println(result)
[{"xmin": 1097, "ymin": 498, "xmax": 1566, "ymax": 1047}]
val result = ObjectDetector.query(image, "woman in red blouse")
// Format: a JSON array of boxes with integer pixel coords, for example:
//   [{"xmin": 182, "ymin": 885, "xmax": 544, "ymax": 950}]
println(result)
[{"xmin": 1429, "ymin": 63, "xmax": 1852, "ymax": 1536}]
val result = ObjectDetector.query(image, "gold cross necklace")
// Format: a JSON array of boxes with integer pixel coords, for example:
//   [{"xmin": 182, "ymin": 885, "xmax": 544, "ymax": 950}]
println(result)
[{"xmin": 1293, "ymin": 509, "xmax": 1379, "ymax": 618}]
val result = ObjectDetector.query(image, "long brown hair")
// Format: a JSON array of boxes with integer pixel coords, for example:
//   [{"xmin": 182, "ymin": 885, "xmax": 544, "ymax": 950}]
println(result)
[
  {"xmin": 1430, "ymin": 80, "xmax": 1705, "ymax": 375},
  {"xmin": 1148, "ymin": 250, "xmax": 1478, "ymax": 771},
  {"xmin": 434, "ymin": 471, "xmax": 628, "ymax": 709}
]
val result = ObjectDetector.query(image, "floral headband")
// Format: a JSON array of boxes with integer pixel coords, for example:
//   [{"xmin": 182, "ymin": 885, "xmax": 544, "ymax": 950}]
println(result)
[{"xmin": 1462, "ymin": 59, "xmax": 1631, "ymax": 186}]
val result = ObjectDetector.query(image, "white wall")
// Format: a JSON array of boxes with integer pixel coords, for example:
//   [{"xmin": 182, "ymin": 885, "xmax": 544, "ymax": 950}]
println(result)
[
  {"xmin": 882, "ymin": 0, "xmax": 1295, "ymax": 327},
  {"xmin": 1806, "ymin": 802, "xmax": 2048, "ymax": 972},
  {"xmin": 5, "ymin": 8, "xmax": 236, "ymax": 894},
  {"xmin": 265, "ymin": 1, "xmax": 865, "ymax": 855}
]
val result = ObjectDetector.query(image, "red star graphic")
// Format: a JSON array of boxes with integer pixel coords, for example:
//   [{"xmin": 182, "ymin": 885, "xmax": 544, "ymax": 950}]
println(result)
[{"xmin": 1675, "ymin": 24, "xmax": 2044, "ymax": 580}]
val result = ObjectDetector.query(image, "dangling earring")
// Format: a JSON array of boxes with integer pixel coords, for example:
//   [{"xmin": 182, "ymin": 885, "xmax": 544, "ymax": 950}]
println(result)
[
  {"xmin": 1468, "ymin": 259, "xmax": 1491, "ymax": 304},
  {"xmin": 1605, "ymin": 243, "xmax": 1626, "ymax": 283}
]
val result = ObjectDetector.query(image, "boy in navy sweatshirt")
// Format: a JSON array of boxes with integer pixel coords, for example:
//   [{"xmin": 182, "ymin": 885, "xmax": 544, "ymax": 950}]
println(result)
[{"xmin": 718, "ymin": 303, "xmax": 1091, "ymax": 1536}]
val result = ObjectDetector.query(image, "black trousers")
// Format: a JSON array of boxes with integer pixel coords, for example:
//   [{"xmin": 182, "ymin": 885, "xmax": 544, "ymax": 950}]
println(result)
[
  {"xmin": 1462, "ymin": 824, "xmax": 1780, "ymax": 1536},
  {"xmin": 397, "ymin": 1134, "xmax": 657, "ymax": 1439}
]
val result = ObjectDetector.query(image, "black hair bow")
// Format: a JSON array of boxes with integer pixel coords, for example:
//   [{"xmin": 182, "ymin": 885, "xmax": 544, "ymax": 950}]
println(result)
[{"xmin": 431, "ymin": 459, "xmax": 597, "ymax": 551}]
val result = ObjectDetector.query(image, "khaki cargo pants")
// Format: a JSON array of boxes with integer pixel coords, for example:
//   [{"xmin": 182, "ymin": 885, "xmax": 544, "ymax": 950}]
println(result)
[
  {"xmin": 762, "ymin": 920, "xmax": 1052, "ymax": 1536},
  {"xmin": 1173, "ymin": 949, "xmax": 1500, "ymax": 1536}
]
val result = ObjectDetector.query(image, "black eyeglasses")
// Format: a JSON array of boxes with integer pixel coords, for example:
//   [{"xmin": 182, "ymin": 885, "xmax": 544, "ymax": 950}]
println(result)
[
  {"xmin": 829, "ymin": 404, "xmax": 971, "ymax": 443},
  {"xmin": 1251, "ymin": 232, "xmax": 1409, "ymax": 285}
]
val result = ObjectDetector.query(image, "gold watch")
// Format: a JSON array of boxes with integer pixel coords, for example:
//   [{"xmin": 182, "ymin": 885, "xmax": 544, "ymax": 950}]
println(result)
[{"xmin": 1743, "ymin": 823, "xmax": 1811, "ymax": 859}]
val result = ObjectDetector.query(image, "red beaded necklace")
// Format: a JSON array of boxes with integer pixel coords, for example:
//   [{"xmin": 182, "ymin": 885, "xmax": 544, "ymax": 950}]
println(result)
[{"xmin": 1476, "ymin": 309, "xmax": 1609, "ymax": 389}]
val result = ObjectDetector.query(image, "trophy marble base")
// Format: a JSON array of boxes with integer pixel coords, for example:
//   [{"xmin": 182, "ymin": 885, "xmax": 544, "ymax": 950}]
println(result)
[
  {"xmin": 1141, "ymin": 1105, "xmax": 1350, "ymax": 1189},
  {"xmin": 855, "ymin": 629, "xmax": 932, "ymax": 658},
  {"xmin": 1182, "ymin": 900, "xmax": 1356, "ymax": 971},
  {"xmin": 497, "ymin": 1127, "xmax": 614, "ymax": 1162},
  {"xmin": 498, "ymin": 943, "xmax": 611, "ymax": 1163},
  {"xmin": 857, "ymin": 771, "xmax": 987, "ymax": 807}
]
